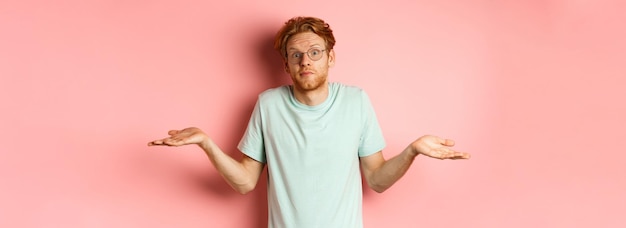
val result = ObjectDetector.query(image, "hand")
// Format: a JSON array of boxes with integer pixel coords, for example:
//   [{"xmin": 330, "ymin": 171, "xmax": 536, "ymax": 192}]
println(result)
[
  {"xmin": 410, "ymin": 135, "xmax": 470, "ymax": 160},
  {"xmin": 147, "ymin": 127, "xmax": 209, "ymax": 147}
]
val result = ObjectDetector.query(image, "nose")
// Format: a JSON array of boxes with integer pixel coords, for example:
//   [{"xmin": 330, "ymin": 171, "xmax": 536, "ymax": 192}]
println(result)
[{"xmin": 299, "ymin": 53, "xmax": 312, "ymax": 66}]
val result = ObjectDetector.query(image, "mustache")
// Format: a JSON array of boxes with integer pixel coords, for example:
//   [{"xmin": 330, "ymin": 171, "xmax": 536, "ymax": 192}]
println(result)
[{"xmin": 299, "ymin": 69, "xmax": 315, "ymax": 73}]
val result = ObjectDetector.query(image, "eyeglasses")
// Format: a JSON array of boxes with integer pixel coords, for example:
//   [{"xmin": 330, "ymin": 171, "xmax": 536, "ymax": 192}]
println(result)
[{"xmin": 286, "ymin": 48, "xmax": 326, "ymax": 64}]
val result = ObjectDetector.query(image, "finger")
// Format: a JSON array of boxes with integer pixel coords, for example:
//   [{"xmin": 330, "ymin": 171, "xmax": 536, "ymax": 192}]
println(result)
[
  {"xmin": 449, "ymin": 152, "xmax": 471, "ymax": 159},
  {"xmin": 168, "ymin": 130, "xmax": 179, "ymax": 136},
  {"xmin": 162, "ymin": 137, "xmax": 185, "ymax": 146},
  {"xmin": 442, "ymin": 138, "xmax": 455, "ymax": 147},
  {"xmin": 170, "ymin": 134, "xmax": 188, "ymax": 142},
  {"xmin": 148, "ymin": 137, "xmax": 183, "ymax": 147},
  {"xmin": 148, "ymin": 140, "xmax": 164, "ymax": 146}
]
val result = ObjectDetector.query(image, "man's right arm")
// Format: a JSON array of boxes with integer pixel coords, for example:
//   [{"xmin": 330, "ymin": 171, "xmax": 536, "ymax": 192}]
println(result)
[
  {"xmin": 148, "ymin": 127, "xmax": 265, "ymax": 194},
  {"xmin": 200, "ymin": 137, "xmax": 265, "ymax": 194}
]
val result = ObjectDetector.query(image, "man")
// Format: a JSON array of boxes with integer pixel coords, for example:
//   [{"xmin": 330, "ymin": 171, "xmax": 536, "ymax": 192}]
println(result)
[{"xmin": 148, "ymin": 16, "xmax": 470, "ymax": 228}]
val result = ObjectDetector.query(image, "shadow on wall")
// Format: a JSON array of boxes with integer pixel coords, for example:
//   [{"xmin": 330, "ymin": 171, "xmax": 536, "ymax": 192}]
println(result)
[
  {"xmin": 184, "ymin": 21, "xmax": 288, "ymax": 228},
  {"xmin": 254, "ymin": 25, "xmax": 292, "ymax": 88},
  {"xmin": 164, "ymin": 18, "xmax": 305, "ymax": 227}
]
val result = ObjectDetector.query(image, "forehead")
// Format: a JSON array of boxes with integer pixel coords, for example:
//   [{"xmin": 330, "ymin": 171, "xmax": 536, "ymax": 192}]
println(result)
[{"xmin": 286, "ymin": 32, "xmax": 325, "ymax": 51}]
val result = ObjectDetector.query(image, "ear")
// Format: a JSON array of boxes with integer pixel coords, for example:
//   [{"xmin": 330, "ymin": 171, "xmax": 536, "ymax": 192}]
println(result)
[
  {"xmin": 284, "ymin": 62, "xmax": 290, "ymax": 73},
  {"xmin": 328, "ymin": 49, "xmax": 336, "ymax": 67}
]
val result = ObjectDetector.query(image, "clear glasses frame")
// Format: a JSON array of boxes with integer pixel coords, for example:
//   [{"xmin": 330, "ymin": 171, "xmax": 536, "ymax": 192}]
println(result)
[{"xmin": 287, "ymin": 48, "xmax": 326, "ymax": 64}]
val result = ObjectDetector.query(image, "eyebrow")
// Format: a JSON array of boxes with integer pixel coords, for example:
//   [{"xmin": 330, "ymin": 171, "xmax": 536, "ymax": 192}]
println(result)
[{"xmin": 287, "ymin": 44, "xmax": 323, "ymax": 52}]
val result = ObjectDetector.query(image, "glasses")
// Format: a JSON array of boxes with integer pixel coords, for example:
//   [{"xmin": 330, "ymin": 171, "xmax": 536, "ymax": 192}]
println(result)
[{"xmin": 286, "ymin": 48, "xmax": 326, "ymax": 64}]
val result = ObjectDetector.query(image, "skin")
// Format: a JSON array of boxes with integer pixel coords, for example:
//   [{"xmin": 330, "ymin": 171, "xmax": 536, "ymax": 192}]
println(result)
[
  {"xmin": 148, "ymin": 32, "xmax": 471, "ymax": 194},
  {"xmin": 284, "ymin": 32, "xmax": 335, "ymax": 106}
]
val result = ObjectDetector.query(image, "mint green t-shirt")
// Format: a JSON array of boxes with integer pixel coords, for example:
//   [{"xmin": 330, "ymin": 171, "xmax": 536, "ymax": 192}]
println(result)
[{"xmin": 238, "ymin": 83, "xmax": 386, "ymax": 228}]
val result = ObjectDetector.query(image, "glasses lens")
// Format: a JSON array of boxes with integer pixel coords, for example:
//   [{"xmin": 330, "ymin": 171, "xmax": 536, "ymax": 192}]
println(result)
[
  {"xmin": 309, "ymin": 49, "xmax": 322, "ymax": 60},
  {"xmin": 288, "ymin": 52, "xmax": 301, "ymax": 63},
  {"xmin": 287, "ymin": 49, "xmax": 324, "ymax": 63}
]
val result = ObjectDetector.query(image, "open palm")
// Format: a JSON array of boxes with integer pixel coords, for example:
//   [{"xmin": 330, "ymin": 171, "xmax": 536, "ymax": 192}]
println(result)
[
  {"xmin": 411, "ymin": 135, "xmax": 470, "ymax": 160},
  {"xmin": 147, "ymin": 127, "xmax": 208, "ymax": 147}
]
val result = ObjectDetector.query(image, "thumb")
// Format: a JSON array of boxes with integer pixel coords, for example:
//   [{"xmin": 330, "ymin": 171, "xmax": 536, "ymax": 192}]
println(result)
[{"xmin": 441, "ymin": 138, "xmax": 455, "ymax": 147}]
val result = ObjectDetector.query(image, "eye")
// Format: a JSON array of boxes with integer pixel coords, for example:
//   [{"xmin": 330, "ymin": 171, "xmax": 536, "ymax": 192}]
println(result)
[
  {"xmin": 291, "ymin": 52, "xmax": 302, "ymax": 58},
  {"xmin": 310, "ymin": 49, "xmax": 320, "ymax": 56}
]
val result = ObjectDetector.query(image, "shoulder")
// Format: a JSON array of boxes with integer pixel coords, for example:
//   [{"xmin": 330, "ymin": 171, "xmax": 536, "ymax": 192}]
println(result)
[
  {"xmin": 331, "ymin": 82, "xmax": 364, "ymax": 94},
  {"xmin": 331, "ymin": 82, "xmax": 369, "ymax": 100},
  {"xmin": 257, "ymin": 85, "xmax": 290, "ymax": 103}
]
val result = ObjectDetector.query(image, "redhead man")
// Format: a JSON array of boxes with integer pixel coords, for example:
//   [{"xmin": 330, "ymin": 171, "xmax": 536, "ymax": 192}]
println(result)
[{"xmin": 148, "ymin": 16, "xmax": 470, "ymax": 228}]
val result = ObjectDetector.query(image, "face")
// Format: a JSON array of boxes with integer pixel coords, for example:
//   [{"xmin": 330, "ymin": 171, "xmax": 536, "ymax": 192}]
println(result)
[{"xmin": 285, "ymin": 32, "xmax": 335, "ymax": 92}]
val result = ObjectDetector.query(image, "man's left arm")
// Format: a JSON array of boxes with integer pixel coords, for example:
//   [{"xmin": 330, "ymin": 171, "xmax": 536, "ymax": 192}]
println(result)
[{"xmin": 360, "ymin": 135, "xmax": 471, "ymax": 193}]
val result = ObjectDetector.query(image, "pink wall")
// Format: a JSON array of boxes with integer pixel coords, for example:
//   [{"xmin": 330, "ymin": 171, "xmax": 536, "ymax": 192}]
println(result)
[{"xmin": 1, "ymin": 0, "xmax": 624, "ymax": 227}]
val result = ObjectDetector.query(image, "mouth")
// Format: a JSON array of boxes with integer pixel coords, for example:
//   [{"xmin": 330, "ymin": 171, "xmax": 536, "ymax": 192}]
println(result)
[{"xmin": 299, "ymin": 70, "xmax": 314, "ymax": 76}]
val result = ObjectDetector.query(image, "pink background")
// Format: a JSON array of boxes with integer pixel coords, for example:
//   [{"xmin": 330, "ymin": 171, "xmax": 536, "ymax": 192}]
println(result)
[{"xmin": 1, "ymin": 0, "xmax": 625, "ymax": 227}]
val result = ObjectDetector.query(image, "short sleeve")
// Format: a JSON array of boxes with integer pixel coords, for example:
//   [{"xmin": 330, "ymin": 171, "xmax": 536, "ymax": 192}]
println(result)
[
  {"xmin": 237, "ymin": 99, "xmax": 267, "ymax": 163},
  {"xmin": 358, "ymin": 91, "xmax": 386, "ymax": 157}
]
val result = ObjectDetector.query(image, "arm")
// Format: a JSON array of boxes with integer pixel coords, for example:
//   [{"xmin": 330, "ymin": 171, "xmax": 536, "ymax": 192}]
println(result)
[
  {"xmin": 360, "ymin": 135, "xmax": 470, "ymax": 193},
  {"xmin": 148, "ymin": 127, "xmax": 265, "ymax": 194}
]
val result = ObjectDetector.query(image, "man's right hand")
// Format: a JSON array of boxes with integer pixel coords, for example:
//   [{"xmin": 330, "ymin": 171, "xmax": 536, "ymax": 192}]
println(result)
[{"xmin": 148, "ymin": 127, "xmax": 208, "ymax": 147}]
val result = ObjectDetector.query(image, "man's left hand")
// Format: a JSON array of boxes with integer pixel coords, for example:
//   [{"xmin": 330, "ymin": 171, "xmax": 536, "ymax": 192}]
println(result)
[{"xmin": 410, "ymin": 135, "xmax": 471, "ymax": 160}]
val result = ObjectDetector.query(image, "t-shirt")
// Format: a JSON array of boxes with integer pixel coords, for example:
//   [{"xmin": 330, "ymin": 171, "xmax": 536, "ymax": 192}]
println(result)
[{"xmin": 237, "ymin": 82, "xmax": 386, "ymax": 228}]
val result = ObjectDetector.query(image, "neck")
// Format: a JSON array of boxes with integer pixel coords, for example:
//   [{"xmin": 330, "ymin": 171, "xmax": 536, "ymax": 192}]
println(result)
[{"xmin": 292, "ymin": 82, "xmax": 329, "ymax": 106}]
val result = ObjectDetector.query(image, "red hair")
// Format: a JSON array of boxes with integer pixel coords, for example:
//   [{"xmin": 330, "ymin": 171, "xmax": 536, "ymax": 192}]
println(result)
[{"xmin": 274, "ymin": 16, "xmax": 336, "ymax": 60}]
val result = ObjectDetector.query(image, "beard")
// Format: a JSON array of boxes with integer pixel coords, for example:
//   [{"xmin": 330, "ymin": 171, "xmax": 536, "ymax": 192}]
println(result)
[
  {"xmin": 291, "ymin": 66, "xmax": 328, "ymax": 92},
  {"xmin": 287, "ymin": 61, "xmax": 330, "ymax": 93},
  {"xmin": 293, "ymin": 73, "xmax": 327, "ymax": 92}
]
